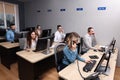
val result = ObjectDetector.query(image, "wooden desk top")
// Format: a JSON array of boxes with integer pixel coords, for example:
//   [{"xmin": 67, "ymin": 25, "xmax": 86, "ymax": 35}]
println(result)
[
  {"xmin": 16, "ymin": 42, "xmax": 60, "ymax": 63},
  {"xmin": 16, "ymin": 48, "xmax": 54, "ymax": 63},
  {"xmin": 59, "ymin": 48, "xmax": 118, "ymax": 80},
  {"xmin": 0, "ymin": 42, "xmax": 19, "ymax": 49}
]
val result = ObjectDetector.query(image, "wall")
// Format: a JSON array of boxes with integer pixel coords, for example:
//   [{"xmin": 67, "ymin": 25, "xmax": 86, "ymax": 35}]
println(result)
[
  {"xmin": 2, "ymin": 0, "xmax": 25, "ymax": 31},
  {"xmin": 24, "ymin": 0, "xmax": 120, "ymax": 66}
]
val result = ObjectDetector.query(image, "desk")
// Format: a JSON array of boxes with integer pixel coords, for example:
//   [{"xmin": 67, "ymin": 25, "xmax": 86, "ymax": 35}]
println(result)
[
  {"xmin": 59, "ymin": 49, "xmax": 118, "ymax": 80},
  {"xmin": 0, "ymin": 37, "xmax": 6, "ymax": 42},
  {"xmin": 16, "ymin": 48, "xmax": 55, "ymax": 80},
  {"xmin": 0, "ymin": 42, "xmax": 20, "ymax": 69}
]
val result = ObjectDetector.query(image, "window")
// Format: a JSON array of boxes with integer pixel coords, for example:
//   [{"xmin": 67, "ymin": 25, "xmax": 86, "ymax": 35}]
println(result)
[
  {"xmin": 0, "ymin": 1, "xmax": 19, "ymax": 31},
  {"xmin": 0, "ymin": 2, "xmax": 4, "ymax": 28}
]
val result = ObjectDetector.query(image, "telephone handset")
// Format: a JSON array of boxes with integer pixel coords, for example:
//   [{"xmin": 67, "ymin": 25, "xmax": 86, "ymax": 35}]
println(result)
[{"xmin": 70, "ymin": 40, "xmax": 76, "ymax": 47}]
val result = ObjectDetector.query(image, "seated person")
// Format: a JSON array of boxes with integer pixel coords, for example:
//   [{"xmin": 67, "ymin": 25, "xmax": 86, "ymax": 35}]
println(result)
[
  {"xmin": 84, "ymin": 27, "xmax": 97, "ymax": 50},
  {"xmin": 62, "ymin": 32, "xmax": 91, "ymax": 68},
  {"xmin": 35, "ymin": 25, "xmax": 42, "ymax": 38},
  {"xmin": 26, "ymin": 30, "xmax": 38, "ymax": 50},
  {"xmin": 6, "ymin": 24, "xmax": 16, "ymax": 42},
  {"xmin": 54, "ymin": 25, "xmax": 65, "ymax": 43}
]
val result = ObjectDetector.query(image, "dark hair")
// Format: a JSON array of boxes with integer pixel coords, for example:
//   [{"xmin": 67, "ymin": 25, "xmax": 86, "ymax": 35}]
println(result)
[
  {"xmin": 27, "ymin": 30, "xmax": 37, "ymax": 48},
  {"xmin": 10, "ymin": 24, "xmax": 15, "ymax": 28},
  {"xmin": 88, "ymin": 27, "xmax": 93, "ymax": 32},
  {"xmin": 36, "ymin": 25, "xmax": 40, "ymax": 29},
  {"xmin": 57, "ymin": 25, "xmax": 62, "ymax": 30}
]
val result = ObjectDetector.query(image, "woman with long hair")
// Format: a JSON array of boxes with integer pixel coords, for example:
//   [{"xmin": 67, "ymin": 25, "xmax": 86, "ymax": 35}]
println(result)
[{"xmin": 27, "ymin": 30, "xmax": 38, "ymax": 49}]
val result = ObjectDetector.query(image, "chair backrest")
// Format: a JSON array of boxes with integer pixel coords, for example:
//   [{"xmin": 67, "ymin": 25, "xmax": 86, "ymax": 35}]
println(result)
[
  {"xmin": 54, "ymin": 43, "xmax": 66, "ymax": 72},
  {"xmin": 0, "ymin": 28, "xmax": 6, "ymax": 37},
  {"xmin": 79, "ymin": 37, "xmax": 89, "ymax": 55}
]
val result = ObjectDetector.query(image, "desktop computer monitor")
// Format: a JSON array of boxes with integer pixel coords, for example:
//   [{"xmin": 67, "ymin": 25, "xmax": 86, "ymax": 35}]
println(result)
[
  {"xmin": 0, "ymin": 28, "xmax": 6, "ymax": 37},
  {"xmin": 41, "ymin": 29, "xmax": 52, "ymax": 37},
  {"xmin": 20, "ymin": 31, "xmax": 29, "ymax": 38},
  {"xmin": 94, "ymin": 51, "xmax": 112, "ymax": 75},
  {"xmin": 14, "ymin": 32, "xmax": 23, "ymax": 42},
  {"xmin": 34, "ymin": 35, "xmax": 54, "ymax": 54},
  {"xmin": 106, "ymin": 38, "xmax": 116, "ymax": 53}
]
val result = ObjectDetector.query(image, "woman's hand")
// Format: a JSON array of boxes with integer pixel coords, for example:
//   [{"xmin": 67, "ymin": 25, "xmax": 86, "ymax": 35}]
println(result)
[{"xmin": 85, "ymin": 59, "xmax": 92, "ymax": 63}]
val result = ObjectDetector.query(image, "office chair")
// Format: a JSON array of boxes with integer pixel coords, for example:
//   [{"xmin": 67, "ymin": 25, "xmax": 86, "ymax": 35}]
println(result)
[
  {"xmin": 54, "ymin": 43, "xmax": 66, "ymax": 72},
  {"xmin": 79, "ymin": 37, "xmax": 89, "ymax": 55}
]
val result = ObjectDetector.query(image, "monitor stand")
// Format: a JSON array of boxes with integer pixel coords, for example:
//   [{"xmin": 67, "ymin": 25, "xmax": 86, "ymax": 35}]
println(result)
[
  {"xmin": 96, "ymin": 66, "xmax": 110, "ymax": 76},
  {"xmin": 41, "ymin": 39, "xmax": 51, "ymax": 54}
]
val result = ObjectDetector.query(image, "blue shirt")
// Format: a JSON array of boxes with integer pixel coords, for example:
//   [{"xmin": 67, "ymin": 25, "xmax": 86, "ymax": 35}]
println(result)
[
  {"xmin": 6, "ymin": 29, "xmax": 15, "ymax": 42},
  {"xmin": 62, "ymin": 46, "xmax": 85, "ymax": 65}
]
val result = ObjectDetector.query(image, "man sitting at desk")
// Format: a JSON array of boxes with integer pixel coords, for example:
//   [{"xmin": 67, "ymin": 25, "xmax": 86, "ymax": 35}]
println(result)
[
  {"xmin": 54, "ymin": 25, "xmax": 65, "ymax": 43},
  {"xmin": 6, "ymin": 24, "xmax": 16, "ymax": 42},
  {"xmin": 84, "ymin": 27, "xmax": 97, "ymax": 50},
  {"xmin": 62, "ymin": 32, "xmax": 91, "ymax": 68}
]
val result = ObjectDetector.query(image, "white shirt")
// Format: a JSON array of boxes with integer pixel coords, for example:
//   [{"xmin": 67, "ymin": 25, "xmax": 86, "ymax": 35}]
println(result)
[
  {"xmin": 54, "ymin": 31, "xmax": 65, "ymax": 42},
  {"xmin": 84, "ymin": 33, "xmax": 96, "ymax": 49},
  {"xmin": 31, "ymin": 40, "xmax": 37, "ymax": 49},
  {"xmin": 84, "ymin": 34, "xmax": 92, "ymax": 48}
]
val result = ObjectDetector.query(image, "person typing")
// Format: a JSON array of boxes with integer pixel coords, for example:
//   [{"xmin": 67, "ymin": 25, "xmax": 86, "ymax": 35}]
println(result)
[{"xmin": 62, "ymin": 32, "xmax": 91, "ymax": 69}]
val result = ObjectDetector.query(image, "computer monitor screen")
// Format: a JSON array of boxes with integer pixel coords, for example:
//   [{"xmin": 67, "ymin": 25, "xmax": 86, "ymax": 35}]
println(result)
[
  {"xmin": 20, "ymin": 31, "xmax": 29, "ymax": 38},
  {"xmin": 35, "ymin": 35, "xmax": 54, "ymax": 52},
  {"xmin": 41, "ymin": 29, "xmax": 52, "ymax": 37},
  {"xmin": 14, "ymin": 32, "xmax": 23, "ymax": 42},
  {"xmin": 94, "ymin": 51, "xmax": 111, "ymax": 75},
  {"xmin": 0, "ymin": 28, "xmax": 6, "ymax": 36},
  {"xmin": 106, "ymin": 38, "xmax": 116, "ymax": 53}
]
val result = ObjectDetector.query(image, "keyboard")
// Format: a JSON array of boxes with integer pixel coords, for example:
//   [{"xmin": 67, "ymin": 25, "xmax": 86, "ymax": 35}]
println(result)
[{"xmin": 83, "ymin": 60, "xmax": 96, "ymax": 72}]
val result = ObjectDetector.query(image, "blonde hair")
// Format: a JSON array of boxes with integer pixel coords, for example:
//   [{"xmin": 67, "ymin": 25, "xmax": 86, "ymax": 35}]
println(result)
[{"xmin": 66, "ymin": 32, "xmax": 80, "ymax": 47}]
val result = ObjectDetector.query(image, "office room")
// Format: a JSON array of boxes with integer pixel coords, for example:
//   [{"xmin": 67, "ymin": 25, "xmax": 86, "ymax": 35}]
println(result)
[{"xmin": 0, "ymin": 0, "xmax": 120, "ymax": 80}]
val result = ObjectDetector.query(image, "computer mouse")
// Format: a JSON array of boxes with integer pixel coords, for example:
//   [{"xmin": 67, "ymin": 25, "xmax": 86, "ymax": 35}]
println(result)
[
  {"xmin": 93, "ymin": 49, "xmax": 97, "ymax": 52},
  {"xmin": 93, "ymin": 55, "xmax": 99, "ymax": 59},
  {"xmin": 83, "ymin": 67, "xmax": 89, "ymax": 72},
  {"xmin": 11, "ymin": 41, "xmax": 14, "ymax": 43}
]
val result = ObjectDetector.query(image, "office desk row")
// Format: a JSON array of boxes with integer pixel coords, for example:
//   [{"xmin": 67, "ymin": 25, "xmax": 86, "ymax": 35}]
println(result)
[
  {"xmin": 0, "ymin": 41, "xmax": 58, "ymax": 80},
  {"xmin": 0, "ymin": 42, "xmax": 20, "ymax": 69},
  {"xmin": 0, "ymin": 37, "xmax": 6, "ymax": 42},
  {"xmin": 59, "ymin": 48, "xmax": 118, "ymax": 80},
  {"xmin": 16, "ymin": 46, "xmax": 57, "ymax": 80}
]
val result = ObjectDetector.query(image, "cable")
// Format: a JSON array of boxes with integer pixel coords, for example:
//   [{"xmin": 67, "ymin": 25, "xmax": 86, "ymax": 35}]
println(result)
[{"xmin": 77, "ymin": 60, "xmax": 85, "ymax": 80}]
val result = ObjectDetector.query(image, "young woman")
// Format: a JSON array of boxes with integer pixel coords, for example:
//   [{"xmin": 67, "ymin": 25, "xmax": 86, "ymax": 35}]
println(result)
[
  {"xmin": 27, "ymin": 30, "xmax": 38, "ymax": 49},
  {"xmin": 62, "ymin": 32, "xmax": 91, "ymax": 68}
]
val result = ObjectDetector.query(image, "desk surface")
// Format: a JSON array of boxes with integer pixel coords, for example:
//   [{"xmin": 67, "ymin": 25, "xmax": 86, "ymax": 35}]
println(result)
[
  {"xmin": 16, "ymin": 42, "xmax": 59, "ymax": 63},
  {"xmin": 0, "ymin": 42, "xmax": 19, "ymax": 49},
  {"xmin": 59, "ymin": 48, "xmax": 118, "ymax": 80},
  {"xmin": 16, "ymin": 48, "xmax": 54, "ymax": 63}
]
